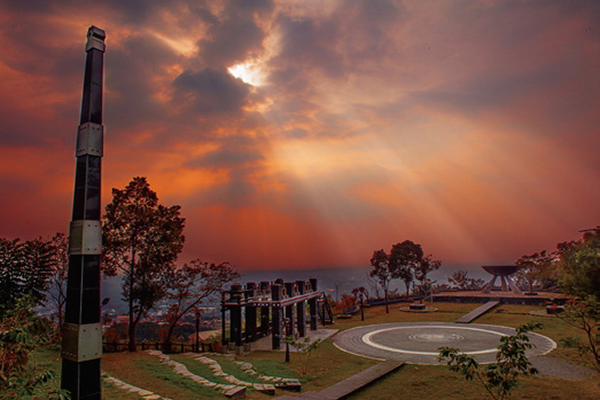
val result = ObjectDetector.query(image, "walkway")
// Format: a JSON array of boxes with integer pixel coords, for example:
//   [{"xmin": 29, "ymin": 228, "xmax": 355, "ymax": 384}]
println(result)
[
  {"xmin": 274, "ymin": 360, "xmax": 404, "ymax": 400},
  {"xmin": 455, "ymin": 301, "xmax": 499, "ymax": 323}
]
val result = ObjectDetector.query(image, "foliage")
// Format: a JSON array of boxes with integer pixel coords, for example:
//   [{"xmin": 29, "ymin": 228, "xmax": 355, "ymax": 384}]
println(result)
[
  {"xmin": 557, "ymin": 298, "xmax": 600, "ymax": 370},
  {"xmin": 351, "ymin": 286, "xmax": 368, "ymax": 320},
  {"xmin": 364, "ymin": 272, "xmax": 382, "ymax": 300},
  {"xmin": 332, "ymin": 294, "xmax": 356, "ymax": 314},
  {"xmin": 447, "ymin": 270, "xmax": 485, "ymax": 291},
  {"xmin": 438, "ymin": 322, "xmax": 542, "ymax": 400},
  {"xmin": 0, "ymin": 296, "xmax": 69, "ymax": 399},
  {"xmin": 389, "ymin": 240, "xmax": 423, "ymax": 296},
  {"xmin": 370, "ymin": 241, "xmax": 441, "ymax": 311},
  {"xmin": 45, "ymin": 233, "xmax": 69, "ymax": 335},
  {"xmin": 556, "ymin": 229, "xmax": 600, "ymax": 300},
  {"xmin": 162, "ymin": 259, "xmax": 239, "ymax": 351},
  {"xmin": 552, "ymin": 229, "xmax": 600, "ymax": 370},
  {"xmin": 102, "ymin": 177, "xmax": 185, "ymax": 352},
  {"xmin": 285, "ymin": 336, "xmax": 323, "ymax": 375},
  {"xmin": 515, "ymin": 251, "xmax": 553, "ymax": 293},
  {"xmin": 0, "ymin": 237, "xmax": 53, "ymax": 317}
]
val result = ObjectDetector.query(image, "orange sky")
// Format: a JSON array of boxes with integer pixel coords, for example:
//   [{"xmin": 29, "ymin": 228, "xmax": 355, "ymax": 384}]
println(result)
[{"xmin": 0, "ymin": 0, "xmax": 598, "ymax": 271}]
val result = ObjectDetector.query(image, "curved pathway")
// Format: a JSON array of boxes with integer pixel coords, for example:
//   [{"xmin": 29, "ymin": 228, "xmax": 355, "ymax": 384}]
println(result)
[{"xmin": 333, "ymin": 322, "xmax": 556, "ymax": 365}]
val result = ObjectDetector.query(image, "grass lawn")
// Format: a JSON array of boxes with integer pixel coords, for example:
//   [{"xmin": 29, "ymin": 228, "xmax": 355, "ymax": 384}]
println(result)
[{"xmin": 14, "ymin": 302, "xmax": 599, "ymax": 399}]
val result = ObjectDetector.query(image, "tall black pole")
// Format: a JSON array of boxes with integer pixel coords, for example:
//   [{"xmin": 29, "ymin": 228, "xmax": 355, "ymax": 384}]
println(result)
[{"xmin": 61, "ymin": 26, "xmax": 105, "ymax": 400}]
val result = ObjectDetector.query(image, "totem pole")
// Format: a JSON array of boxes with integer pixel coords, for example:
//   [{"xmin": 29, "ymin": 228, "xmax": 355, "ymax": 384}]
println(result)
[{"xmin": 61, "ymin": 26, "xmax": 106, "ymax": 399}]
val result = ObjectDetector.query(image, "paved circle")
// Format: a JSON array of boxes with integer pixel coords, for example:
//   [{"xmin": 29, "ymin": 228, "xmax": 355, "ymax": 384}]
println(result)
[{"xmin": 333, "ymin": 322, "xmax": 556, "ymax": 364}]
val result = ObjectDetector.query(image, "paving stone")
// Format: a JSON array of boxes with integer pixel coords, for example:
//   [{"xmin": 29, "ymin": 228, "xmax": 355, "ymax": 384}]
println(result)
[
  {"xmin": 224, "ymin": 386, "xmax": 246, "ymax": 398},
  {"xmin": 255, "ymin": 383, "xmax": 276, "ymax": 395}
]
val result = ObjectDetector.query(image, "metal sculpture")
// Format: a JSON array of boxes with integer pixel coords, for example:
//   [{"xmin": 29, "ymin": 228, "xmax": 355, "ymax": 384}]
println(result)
[{"xmin": 481, "ymin": 265, "xmax": 522, "ymax": 294}]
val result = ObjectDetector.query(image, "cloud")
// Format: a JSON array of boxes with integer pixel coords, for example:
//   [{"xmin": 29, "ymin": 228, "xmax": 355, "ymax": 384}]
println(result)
[
  {"xmin": 186, "ymin": 147, "xmax": 264, "ymax": 169},
  {"xmin": 1, "ymin": 0, "xmax": 600, "ymax": 270},
  {"xmin": 172, "ymin": 68, "xmax": 251, "ymax": 114}
]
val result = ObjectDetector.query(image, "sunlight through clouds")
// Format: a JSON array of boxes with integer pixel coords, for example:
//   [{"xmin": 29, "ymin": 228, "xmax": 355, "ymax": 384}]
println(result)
[{"xmin": 0, "ymin": 0, "xmax": 599, "ymax": 270}]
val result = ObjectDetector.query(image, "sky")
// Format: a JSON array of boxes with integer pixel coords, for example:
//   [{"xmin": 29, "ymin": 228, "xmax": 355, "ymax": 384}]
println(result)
[{"xmin": 0, "ymin": 0, "xmax": 599, "ymax": 272}]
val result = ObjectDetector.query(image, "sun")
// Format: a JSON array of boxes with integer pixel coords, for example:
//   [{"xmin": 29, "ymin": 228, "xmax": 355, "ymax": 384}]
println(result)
[{"xmin": 228, "ymin": 62, "xmax": 264, "ymax": 86}]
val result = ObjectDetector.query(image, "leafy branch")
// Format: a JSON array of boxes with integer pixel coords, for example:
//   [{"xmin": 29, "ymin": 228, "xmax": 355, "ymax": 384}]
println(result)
[{"xmin": 438, "ymin": 322, "xmax": 542, "ymax": 400}]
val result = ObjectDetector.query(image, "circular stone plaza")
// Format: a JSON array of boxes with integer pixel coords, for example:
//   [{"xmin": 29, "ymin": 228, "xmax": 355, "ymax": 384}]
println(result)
[{"xmin": 333, "ymin": 322, "xmax": 557, "ymax": 364}]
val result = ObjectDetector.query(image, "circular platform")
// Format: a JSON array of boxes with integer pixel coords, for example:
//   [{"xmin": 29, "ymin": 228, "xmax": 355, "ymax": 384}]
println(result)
[{"xmin": 333, "ymin": 322, "xmax": 556, "ymax": 364}]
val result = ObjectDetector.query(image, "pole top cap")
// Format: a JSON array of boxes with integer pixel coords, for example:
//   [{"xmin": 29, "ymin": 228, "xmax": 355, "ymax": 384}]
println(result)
[{"xmin": 86, "ymin": 26, "xmax": 106, "ymax": 52}]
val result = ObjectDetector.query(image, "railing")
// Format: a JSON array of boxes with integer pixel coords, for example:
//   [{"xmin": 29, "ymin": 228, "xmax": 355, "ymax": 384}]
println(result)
[{"xmin": 102, "ymin": 341, "xmax": 220, "ymax": 353}]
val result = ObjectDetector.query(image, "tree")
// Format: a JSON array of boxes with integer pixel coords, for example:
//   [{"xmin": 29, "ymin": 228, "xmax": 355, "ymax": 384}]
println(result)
[
  {"xmin": 556, "ymin": 229, "xmax": 600, "ymax": 300},
  {"xmin": 45, "ymin": 233, "xmax": 69, "ymax": 334},
  {"xmin": 413, "ymin": 254, "xmax": 441, "ymax": 300},
  {"xmin": 558, "ymin": 299, "xmax": 599, "ymax": 371},
  {"xmin": 285, "ymin": 336, "xmax": 323, "ymax": 375},
  {"xmin": 369, "ymin": 249, "xmax": 393, "ymax": 313},
  {"xmin": 102, "ymin": 177, "xmax": 185, "ymax": 352},
  {"xmin": 162, "ymin": 260, "xmax": 239, "ymax": 351},
  {"xmin": 438, "ymin": 322, "xmax": 542, "ymax": 400},
  {"xmin": 351, "ymin": 286, "xmax": 368, "ymax": 321},
  {"xmin": 0, "ymin": 237, "xmax": 53, "ymax": 317},
  {"xmin": 515, "ymin": 251, "xmax": 551, "ymax": 294},
  {"xmin": 389, "ymin": 240, "xmax": 424, "ymax": 297},
  {"xmin": 0, "ymin": 296, "xmax": 69, "ymax": 399},
  {"xmin": 554, "ymin": 228, "xmax": 600, "ymax": 370},
  {"xmin": 448, "ymin": 270, "xmax": 469, "ymax": 290},
  {"xmin": 364, "ymin": 272, "xmax": 381, "ymax": 300},
  {"xmin": 448, "ymin": 270, "xmax": 485, "ymax": 291}
]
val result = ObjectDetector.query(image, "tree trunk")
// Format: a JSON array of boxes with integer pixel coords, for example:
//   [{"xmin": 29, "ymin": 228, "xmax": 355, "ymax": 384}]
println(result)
[
  {"xmin": 384, "ymin": 288, "xmax": 389, "ymax": 314},
  {"xmin": 129, "ymin": 248, "xmax": 137, "ymax": 352},
  {"xmin": 128, "ymin": 318, "xmax": 137, "ymax": 352},
  {"xmin": 360, "ymin": 299, "xmax": 365, "ymax": 321},
  {"xmin": 164, "ymin": 321, "xmax": 178, "ymax": 353}
]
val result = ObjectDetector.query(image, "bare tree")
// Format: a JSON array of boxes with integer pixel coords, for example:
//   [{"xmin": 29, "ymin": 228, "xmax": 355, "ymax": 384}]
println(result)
[
  {"xmin": 162, "ymin": 260, "xmax": 240, "ymax": 351},
  {"xmin": 46, "ymin": 233, "xmax": 68, "ymax": 332},
  {"xmin": 369, "ymin": 249, "xmax": 393, "ymax": 313}
]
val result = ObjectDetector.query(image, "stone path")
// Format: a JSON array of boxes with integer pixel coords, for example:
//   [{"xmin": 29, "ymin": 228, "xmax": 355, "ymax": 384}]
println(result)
[
  {"xmin": 333, "ymin": 322, "xmax": 556, "ymax": 364},
  {"xmin": 146, "ymin": 350, "xmax": 248, "ymax": 395},
  {"xmin": 530, "ymin": 355, "xmax": 598, "ymax": 380},
  {"xmin": 274, "ymin": 360, "xmax": 404, "ymax": 400},
  {"xmin": 455, "ymin": 300, "xmax": 499, "ymax": 323},
  {"xmin": 102, "ymin": 373, "xmax": 172, "ymax": 399}
]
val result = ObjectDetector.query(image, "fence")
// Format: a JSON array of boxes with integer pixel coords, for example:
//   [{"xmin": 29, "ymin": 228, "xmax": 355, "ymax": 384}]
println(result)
[{"xmin": 102, "ymin": 341, "xmax": 221, "ymax": 354}]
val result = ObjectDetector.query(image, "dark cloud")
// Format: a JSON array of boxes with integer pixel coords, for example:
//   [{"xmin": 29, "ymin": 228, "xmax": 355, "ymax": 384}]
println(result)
[
  {"xmin": 0, "ymin": 0, "xmax": 55, "ymax": 13},
  {"xmin": 99, "ymin": 0, "xmax": 168, "ymax": 26},
  {"xmin": 334, "ymin": 0, "xmax": 403, "ymax": 60},
  {"xmin": 196, "ymin": 0, "xmax": 273, "ymax": 67},
  {"xmin": 104, "ymin": 33, "xmax": 180, "ymax": 132},
  {"xmin": 274, "ymin": 15, "xmax": 344, "ymax": 79},
  {"xmin": 200, "ymin": 18, "xmax": 265, "ymax": 66},
  {"xmin": 412, "ymin": 57, "xmax": 593, "ymax": 129},
  {"xmin": 172, "ymin": 68, "xmax": 250, "ymax": 114}
]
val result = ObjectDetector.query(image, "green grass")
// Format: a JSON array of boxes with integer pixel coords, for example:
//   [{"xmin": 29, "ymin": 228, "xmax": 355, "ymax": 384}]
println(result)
[
  {"xmin": 16, "ymin": 302, "xmax": 600, "ymax": 399},
  {"xmin": 345, "ymin": 364, "xmax": 600, "ymax": 400},
  {"xmin": 102, "ymin": 351, "xmax": 223, "ymax": 398}
]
